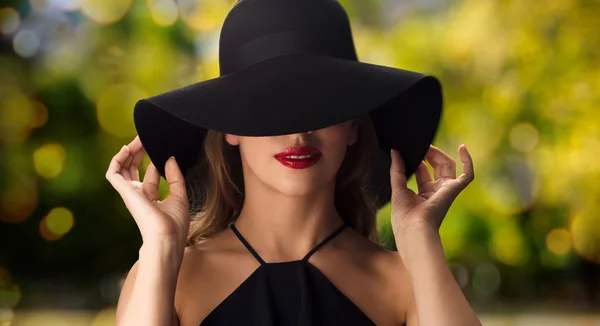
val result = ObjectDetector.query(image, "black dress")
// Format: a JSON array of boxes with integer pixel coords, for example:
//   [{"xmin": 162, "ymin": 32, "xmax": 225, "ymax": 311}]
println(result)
[{"xmin": 199, "ymin": 223, "xmax": 390, "ymax": 326}]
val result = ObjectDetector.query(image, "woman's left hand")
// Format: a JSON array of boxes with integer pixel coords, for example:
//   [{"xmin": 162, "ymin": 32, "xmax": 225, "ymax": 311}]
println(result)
[{"xmin": 389, "ymin": 144, "xmax": 474, "ymax": 234}]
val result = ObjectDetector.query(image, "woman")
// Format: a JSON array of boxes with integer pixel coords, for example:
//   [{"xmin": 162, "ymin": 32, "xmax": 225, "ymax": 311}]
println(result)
[{"xmin": 108, "ymin": 0, "xmax": 482, "ymax": 325}]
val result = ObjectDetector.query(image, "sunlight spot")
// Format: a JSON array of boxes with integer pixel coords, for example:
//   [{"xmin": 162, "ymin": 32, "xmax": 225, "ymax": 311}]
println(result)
[
  {"xmin": 40, "ymin": 207, "xmax": 74, "ymax": 241},
  {"xmin": 178, "ymin": 0, "xmax": 231, "ymax": 32},
  {"xmin": 0, "ymin": 266, "xmax": 22, "ymax": 309},
  {"xmin": 0, "ymin": 7, "xmax": 20, "ymax": 35},
  {"xmin": 545, "ymin": 228, "xmax": 572, "ymax": 256},
  {"xmin": 0, "ymin": 177, "xmax": 38, "ymax": 223},
  {"xmin": 13, "ymin": 29, "xmax": 41, "ymax": 58},
  {"xmin": 472, "ymin": 262, "xmax": 501, "ymax": 300},
  {"xmin": 571, "ymin": 211, "xmax": 600, "ymax": 263},
  {"xmin": 509, "ymin": 122, "xmax": 539, "ymax": 153},
  {"xmin": 0, "ymin": 85, "xmax": 35, "ymax": 143},
  {"xmin": 148, "ymin": 0, "xmax": 178, "ymax": 27},
  {"xmin": 33, "ymin": 143, "xmax": 66, "ymax": 179},
  {"xmin": 96, "ymin": 83, "xmax": 146, "ymax": 138},
  {"xmin": 81, "ymin": 0, "xmax": 133, "ymax": 25}
]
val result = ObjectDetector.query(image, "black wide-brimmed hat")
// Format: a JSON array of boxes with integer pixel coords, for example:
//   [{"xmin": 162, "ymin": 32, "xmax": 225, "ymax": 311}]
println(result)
[{"xmin": 133, "ymin": 0, "xmax": 443, "ymax": 208}]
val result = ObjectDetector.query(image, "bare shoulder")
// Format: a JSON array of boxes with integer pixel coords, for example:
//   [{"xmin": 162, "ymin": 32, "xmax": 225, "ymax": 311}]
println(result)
[
  {"xmin": 334, "ymin": 227, "xmax": 414, "ymax": 319},
  {"xmin": 336, "ymin": 226, "xmax": 407, "ymax": 272},
  {"xmin": 174, "ymin": 228, "xmax": 260, "ymax": 326}
]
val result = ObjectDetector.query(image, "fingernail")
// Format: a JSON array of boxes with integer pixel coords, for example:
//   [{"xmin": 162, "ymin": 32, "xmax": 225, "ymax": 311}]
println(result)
[{"xmin": 168, "ymin": 156, "xmax": 176, "ymax": 162}]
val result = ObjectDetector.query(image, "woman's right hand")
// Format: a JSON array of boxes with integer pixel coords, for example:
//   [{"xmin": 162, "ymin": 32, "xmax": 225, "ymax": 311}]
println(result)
[{"xmin": 105, "ymin": 136, "xmax": 190, "ymax": 248}]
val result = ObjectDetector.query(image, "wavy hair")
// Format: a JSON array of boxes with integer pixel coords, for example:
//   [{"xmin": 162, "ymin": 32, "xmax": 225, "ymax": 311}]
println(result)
[{"xmin": 184, "ymin": 115, "xmax": 380, "ymax": 246}]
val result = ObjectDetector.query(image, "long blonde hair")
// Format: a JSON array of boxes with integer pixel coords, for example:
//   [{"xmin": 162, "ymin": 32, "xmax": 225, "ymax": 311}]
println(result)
[{"xmin": 184, "ymin": 115, "xmax": 381, "ymax": 246}]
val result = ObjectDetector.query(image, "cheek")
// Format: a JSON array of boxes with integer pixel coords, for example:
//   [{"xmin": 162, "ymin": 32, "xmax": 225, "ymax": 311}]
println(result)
[
  {"xmin": 238, "ymin": 140, "xmax": 271, "ymax": 174},
  {"xmin": 321, "ymin": 141, "xmax": 348, "ymax": 175},
  {"xmin": 320, "ymin": 127, "xmax": 352, "ymax": 165}
]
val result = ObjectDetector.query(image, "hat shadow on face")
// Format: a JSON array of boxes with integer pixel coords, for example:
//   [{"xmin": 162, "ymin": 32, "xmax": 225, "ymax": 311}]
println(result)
[{"xmin": 133, "ymin": 0, "xmax": 443, "ymax": 212}]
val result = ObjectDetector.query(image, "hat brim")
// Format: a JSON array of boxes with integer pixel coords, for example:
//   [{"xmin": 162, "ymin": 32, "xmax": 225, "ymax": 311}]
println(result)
[{"xmin": 134, "ymin": 54, "xmax": 443, "ymax": 208}]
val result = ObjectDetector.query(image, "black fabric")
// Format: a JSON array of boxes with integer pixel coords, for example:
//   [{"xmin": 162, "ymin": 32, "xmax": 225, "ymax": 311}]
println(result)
[
  {"xmin": 133, "ymin": 54, "xmax": 442, "ymax": 209},
  {"xmin": 219, "ymin": 0, "xmax": 357, "ymax": 75},
  {"xmin": 200, "ymin": 224, "xmax": 384, "ymax": 326},
  {"xmin": 132, "ymin": 0, "xmax": 443, "ymax": 211}
]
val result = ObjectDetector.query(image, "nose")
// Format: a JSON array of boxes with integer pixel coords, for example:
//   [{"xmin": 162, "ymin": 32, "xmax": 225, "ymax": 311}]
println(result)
[{"xmin": 286, "ymin": 129, "xmax": 313, "ymax": 140}]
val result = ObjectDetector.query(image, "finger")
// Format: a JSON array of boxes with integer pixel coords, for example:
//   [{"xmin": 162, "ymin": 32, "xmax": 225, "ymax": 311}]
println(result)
[
  {"xmin": 106, "ymin": 145, "xmax": 130, "ymax": 193},
  {"xmin": 106, "ymin": 145, "xmax": 128, "ymax": 175},
  {"xmin": 424, "ymin": 145, "xmax": 456, "ymax": 181},
  {"xmin": 128, "ymin": 135, "xmax": 143, "ymax": 151},
  {"xmin": 120, "ymin": 146, "xmax": 134, "ymax": 181},
  {"xmin": 164, "ymin": 156, "xmax": 188, "ymax": 205},
  {"xmin": 414, "ymin": 161, "xmax": 434, "ymax": 195},
  {"xmin": 129, "ymin": 145, "xmax": 145, "ymax": 182},
  {"xmin": 456, "ymin": 144, "xmax": 475, "ymax": 185},
  {"xmin": 390, "ymin": 149, "xmax": 407, "ymax": 191},
  {"xmin": 142, "ymin": 162, "xmax": 160, "ymax": 202},
  {"xmin": 123, "ymin": 136, "xmax": 143, "ymax": 181}
]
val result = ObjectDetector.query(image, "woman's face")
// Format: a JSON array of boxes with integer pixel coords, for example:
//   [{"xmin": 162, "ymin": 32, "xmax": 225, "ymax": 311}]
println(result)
[{"xmin": 225, "ymin": 120, "xmax": 358, "ymax": 196}]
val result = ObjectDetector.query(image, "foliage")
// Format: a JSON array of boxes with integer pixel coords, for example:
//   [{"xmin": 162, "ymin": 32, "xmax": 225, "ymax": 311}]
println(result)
[{"xmin": 0, "ymin": 0, "xmax": 598, "ymax": 316}]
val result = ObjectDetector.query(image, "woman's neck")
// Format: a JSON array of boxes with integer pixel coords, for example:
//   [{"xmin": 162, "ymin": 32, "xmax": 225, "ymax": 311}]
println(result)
[{"xmin": 234, "ymin": 177, "xmax": 344, "ymax": 261}]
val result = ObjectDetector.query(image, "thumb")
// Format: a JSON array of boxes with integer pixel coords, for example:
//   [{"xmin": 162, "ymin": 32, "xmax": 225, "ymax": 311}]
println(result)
[
  {"xmin": 164, "ymin": 156, "xmax": 188, "ymax": 205},
  {"xmin": 390, "ymin": 149, "xmax": 407, "ymax": 192}
]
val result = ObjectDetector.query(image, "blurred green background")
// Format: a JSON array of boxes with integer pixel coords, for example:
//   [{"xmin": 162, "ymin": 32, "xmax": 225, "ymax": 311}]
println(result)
[{"xmin": 1, "ymin": 0, "xmax": 599, "ymax": 325}]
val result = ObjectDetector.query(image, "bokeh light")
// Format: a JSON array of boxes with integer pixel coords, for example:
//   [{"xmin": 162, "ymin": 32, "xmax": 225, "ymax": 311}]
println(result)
[
  {"xmin": 472, "ymin": 262, "xmax": 501, "ymax": 300},
  {"xmin": 96, "ymin": 83, "xmax": 146, "ymax": 138},
  {"xmin": 482, "ymin": 174, "xmax": 524, "ymax": 216},
  {"xmin": 571, "ymin": 210, "xmax": 600, "ymax": 263},
  {"xmin": 490, "ymin": 221, "xmax": 530, "ymax": 266},
  {"xmin": 0, "ymin": 84, "xmax": 36, "ymax": 143},
  {"xmin": 81, "ymin": 0, "xmax": 133, "ymax": 25},
  {"xmin": 33, "ymin": 143, "xmax": 67, "ymax": 179},
  {"xmin": 52, "ymin": 0, "xmax": 83, "ymax": 12},
  {"xmin": 29, "ymin": 100, "xmax": 49, "ymax": 128},
  {"xmin": 0, "ymin": 7, "xmax": 20, "ymax": 35},
  {"xmin": 0, "ymin": 266, "xmax": 22, "ymax": 309},
  {"xmin": 29, "ymin": 0, "xmax": 52, "ymax": 11},
  {"xmin": 545, "ymin": 228, "xmax": 572, "ymax": 256},
  {"xmin": 13, "ymin": 29, "xmax": 41, "ymax": 58},
  {"xmin": 1, "ymin": 0, "xmax": 599, "ymax": 322},
  {"xmin": 0, "ymin": 309, "xmax": 15, "ymax": 326},
  {"xmin": 39, "ymin": 207, "xmax": 74, "ymax": 241},
  {"xmin": 509, "ymin": 122, "xmax": 540, "ymax": 153},
  {"xmin": 0, "ymin": 176, "xmax": 38, "ymax": 223},
  {"xmin": 450, "ymin": 263, "xmax": 470, "ymax": 289},
  {"xmin": 178, "ymin": 0, "xmax": 231, "ymax": 32},
  {"xmin": 147, "ymin": 0, "xmax": 178, "ymax": 27}
]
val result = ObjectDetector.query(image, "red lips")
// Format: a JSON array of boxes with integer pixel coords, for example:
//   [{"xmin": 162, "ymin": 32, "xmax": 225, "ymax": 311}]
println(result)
[{"xmin": 274, "ymin": 146, "xmax": 322, "ymax": 169}]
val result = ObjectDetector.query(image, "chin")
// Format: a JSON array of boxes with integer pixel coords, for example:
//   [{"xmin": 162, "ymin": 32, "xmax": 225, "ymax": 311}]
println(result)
[{"xmin": 272, "ymin": 177, "xmax": 328, "ymax": 197}]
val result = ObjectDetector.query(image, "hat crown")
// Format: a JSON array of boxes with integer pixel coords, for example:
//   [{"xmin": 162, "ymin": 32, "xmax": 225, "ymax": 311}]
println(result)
[{"xmin": 219, "ymin": 0, "xmax": 358, "ymax": 75}]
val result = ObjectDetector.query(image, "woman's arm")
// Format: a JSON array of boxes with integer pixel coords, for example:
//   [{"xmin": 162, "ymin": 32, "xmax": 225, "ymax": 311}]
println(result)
[
  {"xmin": 116, "ymin": 240, "xmax": 183, "ymax": 326},
  {"xmin": 397, "ymin": 225, "xmax": 481, "ymax": 326},
  {"xmin": 105, "ymin": 137, "xmax": 191, "ymax": 326},
  {"xmin": 389, "ymin": 145, "xmax": 480, "ymax": 326}
]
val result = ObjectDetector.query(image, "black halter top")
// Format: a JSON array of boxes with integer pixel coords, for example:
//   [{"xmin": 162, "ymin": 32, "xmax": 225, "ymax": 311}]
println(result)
[{"xmin": 199, "ymin": 223, "xmax": 379, "ymax": 326}]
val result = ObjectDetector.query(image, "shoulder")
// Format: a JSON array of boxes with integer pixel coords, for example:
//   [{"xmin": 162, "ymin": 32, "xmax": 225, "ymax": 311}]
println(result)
[
  {"xmin": 335, "ymin": 227, "xmax": 414, "ymax": 319},
  {"xmin": 174, "ymin": 228, "xmax": 259, "ymax": 325},
  {"xmin": 335, "ymin": 226, "xmax": 407, "ymax": 273}
]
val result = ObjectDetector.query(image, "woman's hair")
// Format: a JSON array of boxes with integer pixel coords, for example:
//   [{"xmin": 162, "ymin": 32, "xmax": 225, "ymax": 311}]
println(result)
[{"xmin": 184, "ymin": 115, "xmax": 381, "ymax": 246}]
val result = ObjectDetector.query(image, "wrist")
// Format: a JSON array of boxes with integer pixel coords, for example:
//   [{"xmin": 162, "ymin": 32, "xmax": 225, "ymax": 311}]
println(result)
[
  {"xmin": 139, "ymin": 238, "xmax": 185, "ymax": 273},
  {"xmin": 394, "ymin": 224, "xmax": 443, "ymax": 268},
  {"xmin": 393, "ymin": 217, "xmax": 438, "ymax": 235}
]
